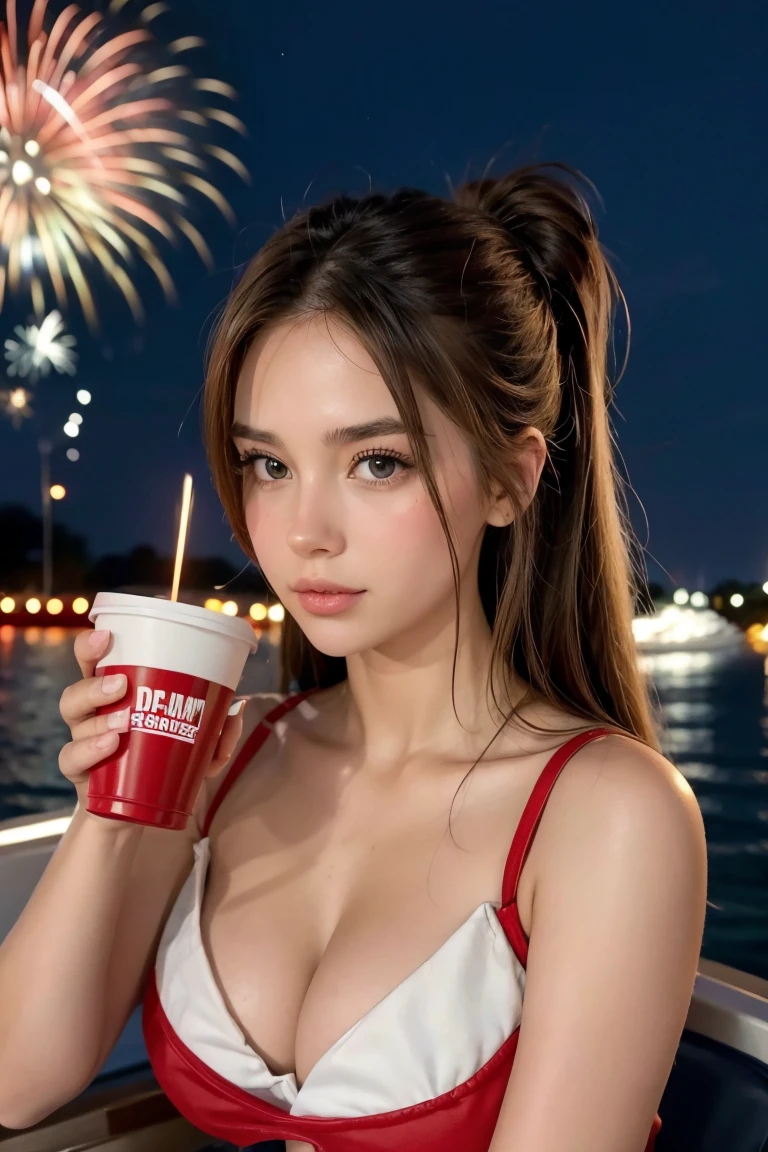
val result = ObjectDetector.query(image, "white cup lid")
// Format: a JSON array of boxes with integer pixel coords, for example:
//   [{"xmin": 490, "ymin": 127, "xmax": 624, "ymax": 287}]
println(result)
[{"xmin": 89, "ymin": 591, "xmax": 258, "ymax": 653}]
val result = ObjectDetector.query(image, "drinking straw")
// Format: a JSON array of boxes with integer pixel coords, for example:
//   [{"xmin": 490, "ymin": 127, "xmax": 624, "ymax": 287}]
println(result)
[{"xmin": 171, "ymin": 473, "xmax": 194, "ymax": 603}]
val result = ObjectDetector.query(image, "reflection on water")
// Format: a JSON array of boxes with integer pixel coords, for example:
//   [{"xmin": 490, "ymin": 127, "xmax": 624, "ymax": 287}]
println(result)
[
  {"xmin": 1, "ymin": 627, "xmax": 767, "ymax": 979},
  {"xmin": 639, "ymin": 646, "xmax": 768, "ymax": 979}
]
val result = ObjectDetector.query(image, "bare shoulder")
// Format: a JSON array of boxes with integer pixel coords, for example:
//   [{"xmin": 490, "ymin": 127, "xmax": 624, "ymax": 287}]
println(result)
[
  {"xmin": 550, "ymin": 731, "xmax": 704, "ymax": 835},
  {"xmin": 533, "ymin": 731, "xmax": 708, "ymax": 911}
]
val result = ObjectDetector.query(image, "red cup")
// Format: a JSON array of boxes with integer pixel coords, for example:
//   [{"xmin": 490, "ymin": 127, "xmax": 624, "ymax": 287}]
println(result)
[{"xmin": 86, "ymin": 592, "xmax": 258, "ymax": 831}]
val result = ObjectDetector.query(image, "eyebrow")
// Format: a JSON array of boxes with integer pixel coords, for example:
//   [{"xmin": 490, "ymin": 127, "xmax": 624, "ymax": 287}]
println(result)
[{"xmin": 230, "ymin": 416, "xmax": 409, "ymax": 450}]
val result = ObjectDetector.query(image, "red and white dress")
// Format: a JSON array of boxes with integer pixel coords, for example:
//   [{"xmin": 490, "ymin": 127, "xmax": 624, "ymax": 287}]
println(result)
[{"xmin": 142, "ymin": 690, "xmax": 662, "ymax": 1151}]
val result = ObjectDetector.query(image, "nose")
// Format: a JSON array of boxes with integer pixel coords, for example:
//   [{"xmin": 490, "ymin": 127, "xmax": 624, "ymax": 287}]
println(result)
[{"xmin": 286, "ymin": 483, "xmax": 346, "ymax": 559}]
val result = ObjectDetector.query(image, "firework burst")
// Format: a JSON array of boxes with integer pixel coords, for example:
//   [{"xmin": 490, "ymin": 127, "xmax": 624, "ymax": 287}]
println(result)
[
  {"xmin": 5, "ymin": 308, "xmax": 77, "ymax": 378},
  {"xmin": 0, "ymin": 0, "xmax": 249, "ymax": 329}
]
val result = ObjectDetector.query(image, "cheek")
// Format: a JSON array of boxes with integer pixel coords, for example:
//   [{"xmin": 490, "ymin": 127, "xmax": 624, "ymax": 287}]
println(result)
[
  {"xmin": 352, "ymin": 489, "xmax": 454, "ymax": 581},
  {"xmin": 243, "ymin": 495, "xmax": 277, "ymax": 563},
  {"xmin": 373, "ymin": 495, "xmax": 444, "ymax": 552}
]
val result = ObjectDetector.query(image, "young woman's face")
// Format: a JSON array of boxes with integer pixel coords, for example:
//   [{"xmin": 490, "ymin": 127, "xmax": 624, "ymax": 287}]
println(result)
[{"xmin": 232, "ymin": 314, "xmax": 508, "ymax": 659}]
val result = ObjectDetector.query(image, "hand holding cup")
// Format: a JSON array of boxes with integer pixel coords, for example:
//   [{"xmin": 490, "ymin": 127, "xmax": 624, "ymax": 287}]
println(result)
[{"xmin": 58, "ymin": 594, "xmax": 257, "ymax": 830}]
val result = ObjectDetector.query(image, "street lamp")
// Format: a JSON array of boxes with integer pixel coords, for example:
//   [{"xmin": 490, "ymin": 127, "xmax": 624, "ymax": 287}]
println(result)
[
  {"xmin": 38, "ymin": 439, "xmax": 53, "ymax": 598},
  {"xmin": 34, "ymin": 404, "xmax": 85, "ymax": 597},
  {"xmin": 38, "ymin": 441, "xmax": 70, "ymax": 597}
]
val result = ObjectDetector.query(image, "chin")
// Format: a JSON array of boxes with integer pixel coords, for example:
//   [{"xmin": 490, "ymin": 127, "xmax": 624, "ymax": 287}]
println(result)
[
  {"xmin": 287, "ymin": 612, "xmax": 382, "ymax": 660},
  {"xmin": 296, "ymin": 628, "xmax": 369, "ymax": 661}
]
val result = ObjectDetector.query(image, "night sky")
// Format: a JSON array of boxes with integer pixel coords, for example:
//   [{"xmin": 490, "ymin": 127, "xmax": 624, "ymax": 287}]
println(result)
[{"xmin": 1, "ymin": 0, "xmax": 765, "ymax": 590}]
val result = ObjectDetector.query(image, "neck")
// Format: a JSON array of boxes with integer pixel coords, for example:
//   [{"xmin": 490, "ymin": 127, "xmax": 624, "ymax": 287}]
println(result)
[{"xmin": 335, "ymin": 591, "xmax": 530, "ymax": 771}]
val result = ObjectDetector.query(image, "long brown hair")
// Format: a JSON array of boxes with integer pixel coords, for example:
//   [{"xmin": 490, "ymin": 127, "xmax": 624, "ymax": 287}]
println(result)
[{"xmin": 203, "ymin": 162, "xmax": 662, "ymax": 820}]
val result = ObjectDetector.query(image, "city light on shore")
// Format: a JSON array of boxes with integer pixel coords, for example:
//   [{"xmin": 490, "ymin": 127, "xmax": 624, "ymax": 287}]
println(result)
[
  {"xmin": 202, "ymin": 598, "xmax": 280, "ymax": 622},
  {"xmin": 76, "ymin": 390, "xmax": 91, "ymax": 405},
  {"xmin": 49, "ymin": 485, "xmax": 65, "ymax": 500},
  {"xmin": 7, "ymin": 587, "xmax": 756, "ymax": 641}
]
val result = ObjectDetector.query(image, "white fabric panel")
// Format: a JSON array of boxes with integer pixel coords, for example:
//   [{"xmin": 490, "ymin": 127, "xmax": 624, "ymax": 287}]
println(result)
[{"xmin": 156, "ymin": 836, "xmax": 526, "ymax": 1117}]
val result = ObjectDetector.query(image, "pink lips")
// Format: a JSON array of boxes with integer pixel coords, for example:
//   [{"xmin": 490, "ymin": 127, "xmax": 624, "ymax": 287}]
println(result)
[
  {"xmin": 292, "ymin": 578, "xmax": 361, "ymax": 593},
  {"xmin": 295, "ymin": 590, "xmax": 365, "ymax": 616}
]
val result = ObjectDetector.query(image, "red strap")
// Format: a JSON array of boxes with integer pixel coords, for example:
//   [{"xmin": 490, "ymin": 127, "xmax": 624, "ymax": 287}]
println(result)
[
  {"xmin": 500, "ymin": 726, "xmax": 626, "ymax": 907},
  {"xmin": 201, "ymin": 688, "xmax": 320, "ymax": 838}
]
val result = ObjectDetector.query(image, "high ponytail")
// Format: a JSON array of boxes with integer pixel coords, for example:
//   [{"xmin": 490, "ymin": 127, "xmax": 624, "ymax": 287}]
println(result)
[{"xmin": 454, "ymin": 164, "xmax": 661, "ymax": 749}]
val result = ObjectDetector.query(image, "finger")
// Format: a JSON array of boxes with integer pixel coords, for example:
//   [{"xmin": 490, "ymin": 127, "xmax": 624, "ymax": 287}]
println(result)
[
  {"xmin": 70, "ymin": 705, "xmax": 132, "ymax": 745},
  {"xmin": 208, "ymin": 703, "xmax": 245, "ymax": 776},
  {"xmin": 73, "ymin": 628, "xmax": 112, "ymax": 681},
  {"xmin": 60, "ymin": 672, "xmax": 128, "ymax": 728},
  {"xmin": 58, "ymin": 729, "xmax": 121, "ymax": 786}
]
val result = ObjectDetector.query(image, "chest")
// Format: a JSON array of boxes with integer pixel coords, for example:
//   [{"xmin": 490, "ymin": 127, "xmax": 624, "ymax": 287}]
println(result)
[{"xmin": 198, "ymin": 733, "xmax": 539, "ymax": 1091}]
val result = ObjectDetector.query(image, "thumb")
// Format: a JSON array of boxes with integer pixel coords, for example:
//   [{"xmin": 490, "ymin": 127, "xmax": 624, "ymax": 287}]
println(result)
[{"xmin": 208, "ymin": 698, "xmax": 245, "ymax": 777}]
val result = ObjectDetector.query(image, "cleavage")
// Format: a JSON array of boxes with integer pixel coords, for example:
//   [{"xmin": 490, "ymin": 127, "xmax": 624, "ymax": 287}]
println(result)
[{"xmin": 199, "ymin": 797, "xmax": 505, "ymax": 1088}]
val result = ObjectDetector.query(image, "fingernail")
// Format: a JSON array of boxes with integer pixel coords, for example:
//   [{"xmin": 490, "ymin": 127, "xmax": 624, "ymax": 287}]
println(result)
[
  {"xmin": 96, "ymin": 732, "xmax": 117, "ymax": 749},
  {"xmin": 102, "ymin": 674, "xmax": 126, "ymax": 694},
  {"xmin": 228, "ymin": 699, "xmax": 245, "ymax": 717},
  {"xmin": 89, "ymin": 628, "xmax": 109, "ymax": 648},
  {"xmin": 107, "ymin": 708, "xmax": 130, "ymax": 731}
]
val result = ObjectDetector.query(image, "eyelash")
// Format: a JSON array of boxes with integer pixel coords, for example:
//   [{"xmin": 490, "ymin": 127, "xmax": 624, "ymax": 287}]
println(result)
[{"xmin": 234, "ymin": 446, "xmax": 414, "ymax": 489}]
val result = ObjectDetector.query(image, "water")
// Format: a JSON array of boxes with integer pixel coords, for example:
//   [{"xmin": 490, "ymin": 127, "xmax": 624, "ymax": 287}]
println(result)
[{"xmin": 1, "ymin": 625, "xmax": 766, "ymax": 980}]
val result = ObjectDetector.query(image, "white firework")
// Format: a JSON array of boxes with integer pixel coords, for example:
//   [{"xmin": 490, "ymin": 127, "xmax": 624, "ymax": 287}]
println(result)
[{"xmin": 4, "ymin": 310, "xmax": 77, "ymax": 379}]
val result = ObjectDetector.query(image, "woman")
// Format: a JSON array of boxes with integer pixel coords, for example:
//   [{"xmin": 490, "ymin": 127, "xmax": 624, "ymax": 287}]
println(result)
[
  {"xmin": 28, "ymin": 163, "xmax": 706, "ymax": 1151},
  {"xmin": 146, "ymin": 160, "xmax": 708, "ymax": 1152}
]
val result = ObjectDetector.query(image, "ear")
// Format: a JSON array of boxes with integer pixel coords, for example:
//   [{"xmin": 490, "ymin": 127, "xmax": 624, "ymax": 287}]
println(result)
[{"xmin": 486, "ymin": 427, "xmax": 548, "ymax": 527}]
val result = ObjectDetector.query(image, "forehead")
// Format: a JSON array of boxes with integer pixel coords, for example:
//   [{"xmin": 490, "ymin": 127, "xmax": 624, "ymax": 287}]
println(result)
[{"xmin": 234, "ymin": 315, "xmax": 395, "ymax": 425}]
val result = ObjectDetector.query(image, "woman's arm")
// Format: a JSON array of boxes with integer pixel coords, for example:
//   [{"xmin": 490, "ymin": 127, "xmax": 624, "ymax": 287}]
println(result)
[{"xmin": 489, "ymin": 735, "xmax": 707, "ymax": 1152}]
